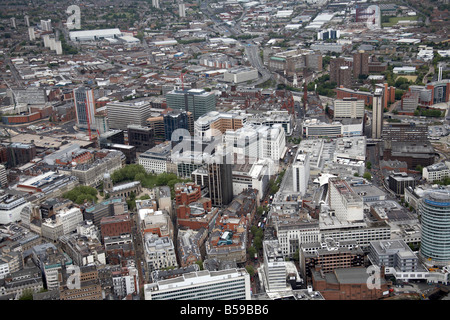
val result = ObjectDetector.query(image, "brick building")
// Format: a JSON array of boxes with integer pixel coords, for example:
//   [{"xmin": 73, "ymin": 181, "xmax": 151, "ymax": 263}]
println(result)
[
  {"xmin": 353, "ymin": 51, "xmax": 369, "ymax": 78},
  {"xmin": 311, "ymin": 266, "xmax": 389, "ymax": 300},
  {"xmin": 175, "ymin": 182, "xmax": 217, "ymax": 231},
  {"xmin": 59, "ymin": 265, "xmax": 102, "ymax": 300},
  {"xmin": 100, "ymin": 214, "xmax": 132, "ymax": 240}
]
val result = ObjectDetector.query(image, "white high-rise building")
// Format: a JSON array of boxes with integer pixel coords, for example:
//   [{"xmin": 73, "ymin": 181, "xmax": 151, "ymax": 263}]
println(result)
[
  {"xmin": 328, "ymin": 177, "xmax": 364, "ymax": 222},
  {"xmin": 152, "ymin": 0, "xmax": 160, "ymax": 8},
  {"xmin": 106, "ymin": 100, "xmax": 152, "ymax": 131},
  {"xmin": 144, "ymin": 268, "xmax": 251, "ymax": 300},
  {"xmin": 40, "ymin": 19, "xmax": 52, "ymax": 31},
  {"xmin": 262, "ymin": 240, "xmax": 288, "ymax": 292},
  {"xmin": 55, "ymin": 40, "xmax": 63, "ymax": 55},
  {"xmin": 28, "ymin": 27, "xmax": 35, "ymax": 41},
  {"xmin": 292, "ymin": 152, "xmax": 310, "ymax": 196},
  {"xmin": 0, "ymin": 165, "xmax": 7, "ymax": 188},
  {"xmin": 24, "ymin": 15, "xmax": 30, "ymax": 27},
  {"xmin": 333, "ymin": 98, "xmax": 365, "ymax": 119},
  {"xmin": 179, "ymin": 3, "xmax": 186, "ymax": 17},
  {"xmin": 57, "ymin": 207, "xmax": 84, "ymax": 235},
  {"xmin": 371, "ymin": 88, "xmax": 383, "ymax": 139},
  {"xmin": 10, "ymin": 17, "xmax": 16, "ymax": 29},
  {"xmin": 223, "ymin": 124, "xmax": 285, "ymax": 163}
]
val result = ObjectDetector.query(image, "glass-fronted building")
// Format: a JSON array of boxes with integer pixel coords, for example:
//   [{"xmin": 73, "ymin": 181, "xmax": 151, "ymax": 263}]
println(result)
[{"xmin": 419, "ymin": 191, "xmax": 450, "ymax": 267}]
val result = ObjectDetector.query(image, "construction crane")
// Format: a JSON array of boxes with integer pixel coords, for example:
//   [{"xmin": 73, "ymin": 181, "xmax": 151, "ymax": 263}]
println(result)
[{"xmin": 180, "ymin": 71, "xmax": 188, "ymax": 90}]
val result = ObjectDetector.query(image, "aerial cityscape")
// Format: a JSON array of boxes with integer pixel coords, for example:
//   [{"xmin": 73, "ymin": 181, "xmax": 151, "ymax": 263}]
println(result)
[{"xmin": 0, "ymin": 0, "xmax": 448, "ymax": 303}]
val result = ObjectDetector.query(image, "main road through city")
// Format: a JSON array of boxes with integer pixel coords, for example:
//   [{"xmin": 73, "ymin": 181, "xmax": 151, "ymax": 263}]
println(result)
[{"xmin": 199, "ymin": 0, "xmax": 273, "ymax": 87}]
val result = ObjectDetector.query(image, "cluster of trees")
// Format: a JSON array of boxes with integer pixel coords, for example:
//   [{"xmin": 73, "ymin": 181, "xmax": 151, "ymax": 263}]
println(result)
[
  {"xmin": 268, "ymin": 169, "xmax": 285, "ymax": 195},
  {"xmin": 414, "ymin": 108, "xmax": 444, "ymax": 117},
  {"xmin": 62, "ymin": 185, "xmax": 98, "ymax": 205},
  {"xmin": 248, "ymin": 225, "xmax": 264, "ymax": 255},
  {"xmin": 58, "ymin": 31, "xmax": 78, "ymax": 55},
  {"xmin": 306, "ymin": 74, "xmax": 337, "ymax": 97},
  {"xmin": 435, "ymin": 177, "xmax": 450, "ymax": 186},
  {"xmin": 111, "ymin": 164, "xmax": 191, "ymax": 197}
]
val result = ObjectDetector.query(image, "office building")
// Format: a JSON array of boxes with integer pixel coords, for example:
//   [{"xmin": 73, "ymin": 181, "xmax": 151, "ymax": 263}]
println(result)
[
  {"xmin": 223, "ymin": 124, "xmax": 286, "ymax": 163},
  {"xmin": 292, "ymin": 152, "xmax": 310, "ymax": 196},
  {"xmin": 206, "ymin": 155, "xmax": 233, "ymax": 207},
  {"xmin": 194, "ymin": 111, "xmax": 246, "ymax": 139},
  {"xmin": 388, "ymin": 172, "xmax": 417, "ymax": 196},
  {"xmin": 147, "ymin": 115, "xmax": 166, "ymax": 143},
  {"xmin": 419, "ymin": 190, "xmax": 450, "ymax": 267},
  {"xmin": 263, "ymin": 240, "xmax": 288, "ymax": 292},
  {"xmin": 83, "ymin": 197, "xmax": 128, "ymax": 227},
  {"xmin": 166, "ymin": 89, "xmax": 216, "ymax": 120},
  {"xmin": 143, "ymin": 233, "xmax": 178, "ymax": 272},
  {"xmin": 423, "ymin": 162, "xmax": 450, "ymax": 182},
  {"xmin": 353, "ymin": 51, "xmax": 369, "ymax": 78},
  {"xmin": 272, "ymin": 213, "xmax": 320, "ymax": 257},
  {"xmin": 301, "ymin": 239, "xmax": 364, "ymax": 281},
  {"xmin": 127, "ymin": 125, "xmax": 155, "ymax": 153},
  {"xmin": 138, "ymin": 141, "xmax": 175, "ymax": 175},
  {"xmin": 60, "ymin": 265, "xmax": 102, "ymax": 300},
  {"xmin": 382, "ymin": 123, "xmax": 428, "ymax": 142},
  {"xmin": 111, "ymin": 265, "xmax": 140, "ymax": 298},
  {"xmin": 31, "ymin": 244, "xmax": 72, "ymax": 290},
  {"xmin": 328, "ymin": 178, "xmax": 364, "ymax": 222},
  {"xmin": 333, "ymin": 98, "xmax": 365, "ymax": 119},
  {"xmin": 0, "ymin": 193, "xmax": 32, "ymax": 225},
  {"xmin": 99, "ymin": 130, "xmax": 125, "ymax": 146},
  {"xmin": 232, "ymin": 159, "xmax": 271, "ymax": 199},
  {"xmin": 73, "ymin": 87, "xmax": 96, "ymax": 131},
  {"xmin": 106, "ymin": 100, "xmax": 152, "ymax": 131},
  {"xmin": 100, "ymin": 214, "xmax": 132, "ymax": 240},
  {"xmin": 6, "ymin": 142, "xmax": 37, "ymax": 168},
  {"xmin": 371, "ymin": 88, "xmax": 383, "ymax": 139},
  {"xmin": 368, "ymin": 239, "xmax": 419, "ymax": 272},
  {"xmin": 1, "ymin": 267, "xmax": 44, "ymax": 299},
  {"xmin": 223, "ymin": 67, "xmax": 259, "ymax": 84},
  {"xmin": 69, "ymin": 149, "xmax": 124, "ymax": 187},
  {"xmin": 59, "ymin": 234, "xmax": 106, "ymax": 267},
  {"xmin": 144, "ymin": 268, "xmax": 251, "ymax": 300},
  {"xmin": 164, "ymin": 110, "xmax": 193, "ymax": 141},
  {"xmin": 405, "ymin": 80, "xmax": 450, "ymax": 106}
]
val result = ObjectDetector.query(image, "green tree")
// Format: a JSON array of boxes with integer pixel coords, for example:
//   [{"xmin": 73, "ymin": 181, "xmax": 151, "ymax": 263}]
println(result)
[
  {"xmin": 254, "ymin": 236, "xmax": 263, "ymax": 250},
  {"xmin": 195, "ymin": 260, "xmax": 204, "ymax": 270},
  {"xmin": 248, "ymin": 246, "xmax": 257, "ymax": 258},
  {"xmin": 63, "ymin": 186, "xmax": 98, "ymax": 205},
  {"xmin": 363, "ymin": 172, "xmax": 372, "ymax": 181},
  {"xmin": 19, "ymin": 289, "xmax": 34, "ymax": 300},
  {"xmin": 293, "ymin": 249, "xmax": 300, "ymax": 261},
  {"xmin": 245, "ymin": 265, "xmax": 255, "ymax": 277}
]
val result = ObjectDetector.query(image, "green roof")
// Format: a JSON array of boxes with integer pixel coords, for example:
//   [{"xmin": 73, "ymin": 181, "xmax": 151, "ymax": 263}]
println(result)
[{"xmin": 270, "ymin": 56, "xmax": 286, "ymax": 61}]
